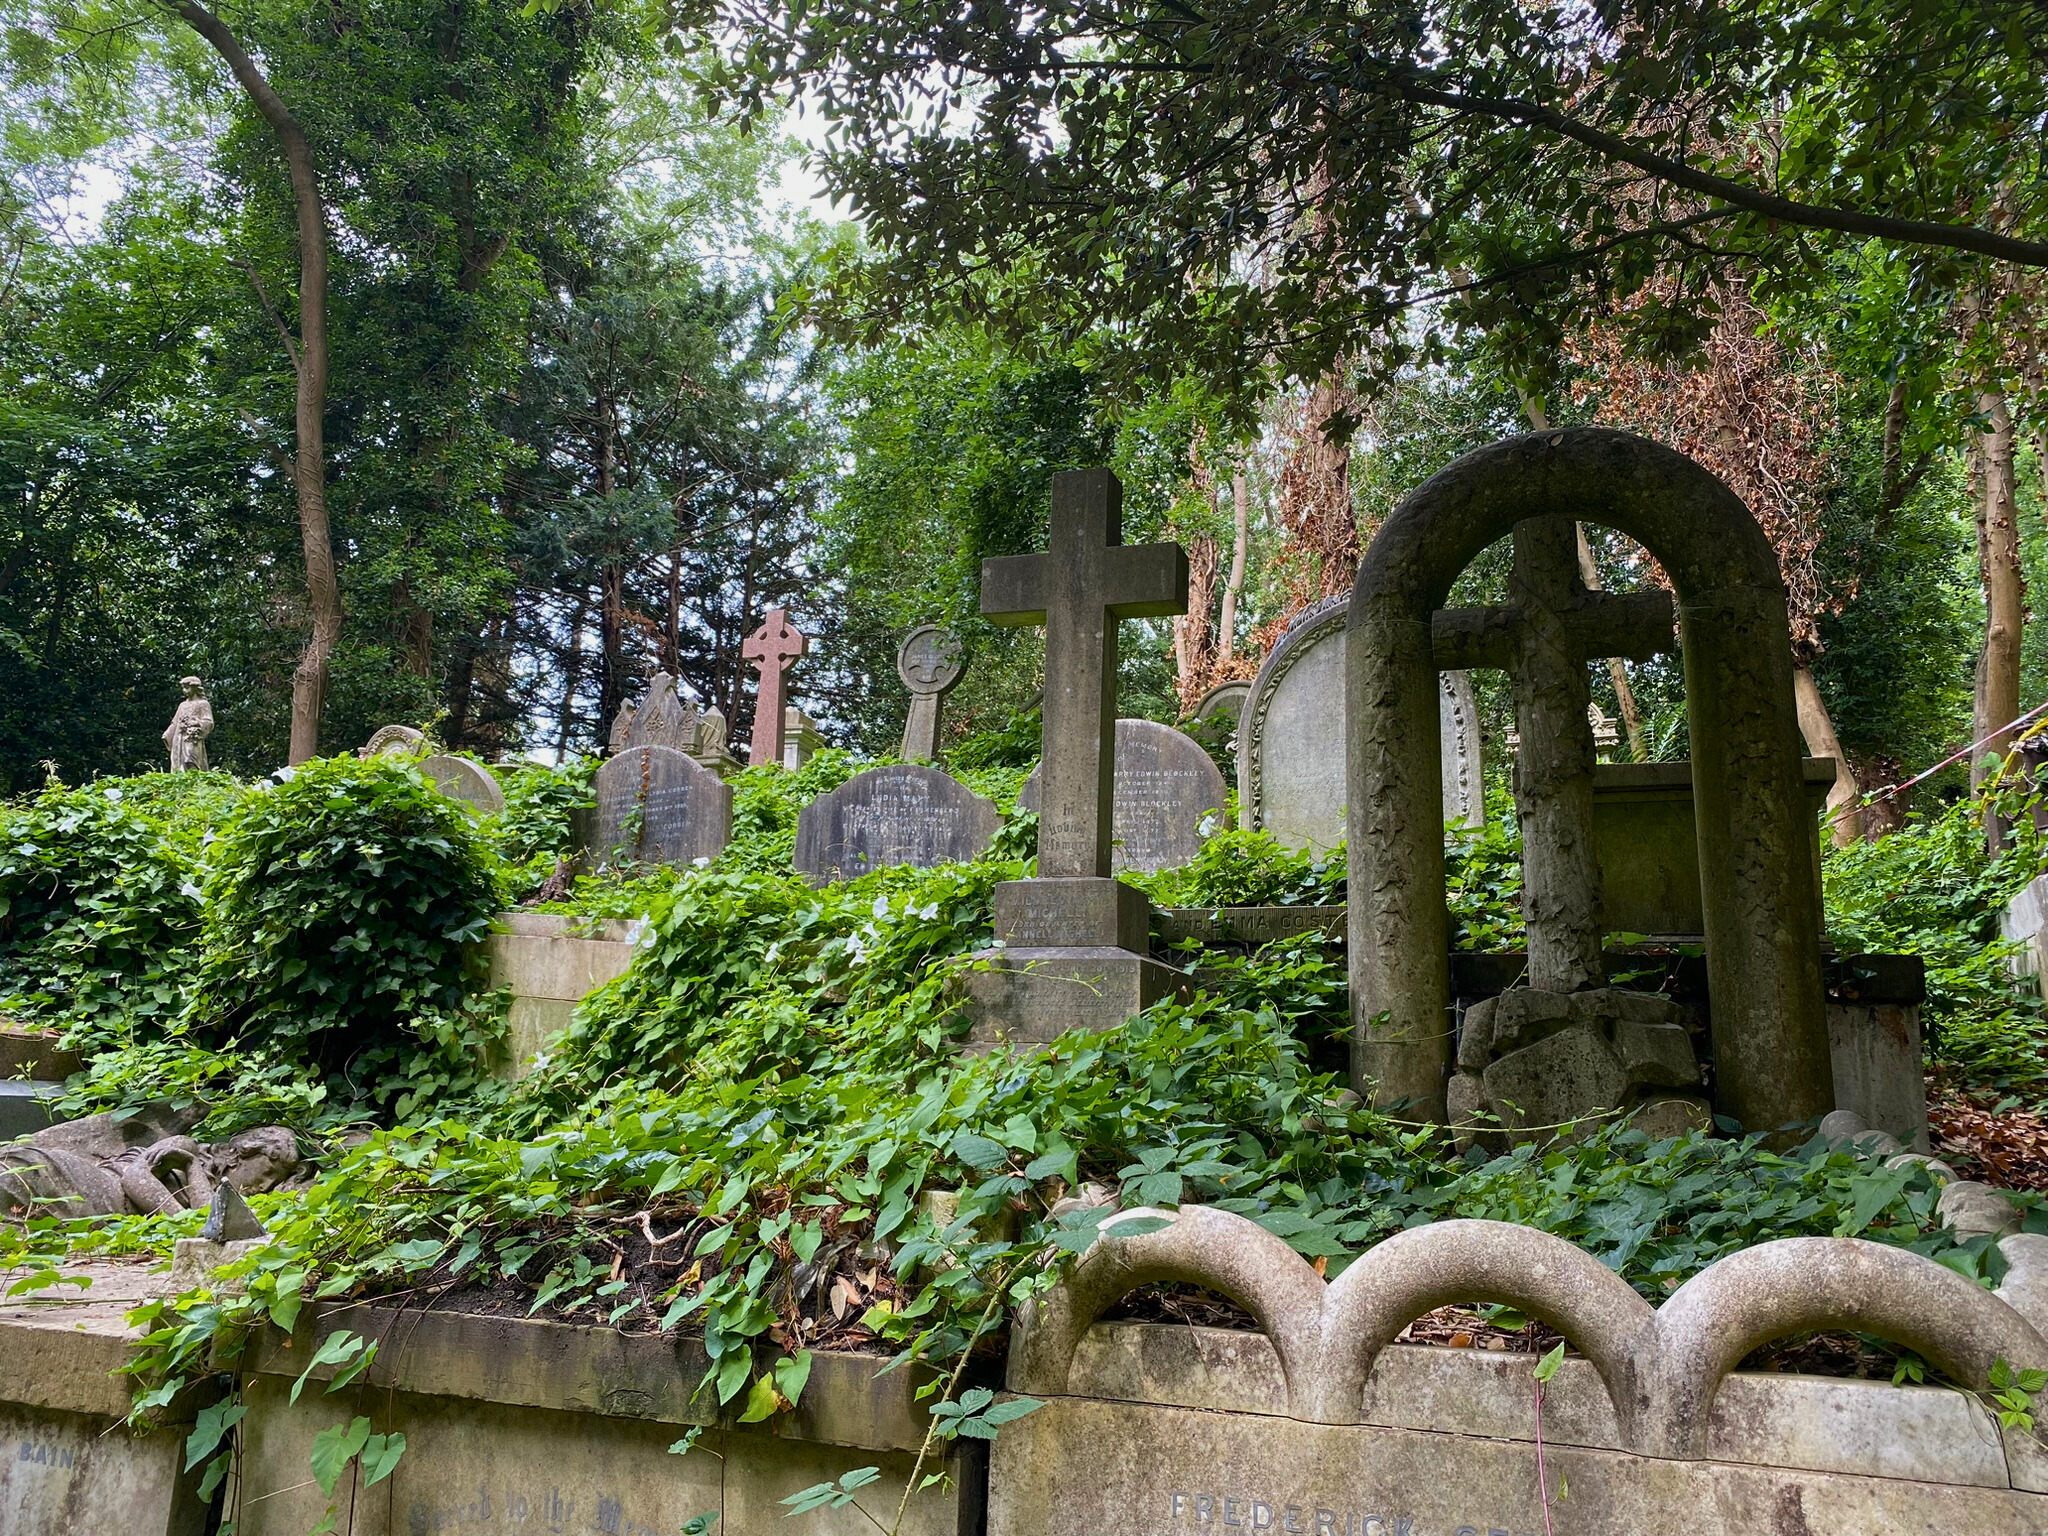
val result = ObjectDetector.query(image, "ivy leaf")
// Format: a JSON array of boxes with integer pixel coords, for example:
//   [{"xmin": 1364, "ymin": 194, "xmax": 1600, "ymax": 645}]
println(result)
[
  {"xmin": 310, "ymin": 1415, "xmax": 374, "ymax": 1496},
  {"xmin": 360, "ymin": 1431, "xmax": 407, "ymax": 1487},
  {"xmin": 184, "ymin": 1398, "xmax": 246, "ymax": 1471}
]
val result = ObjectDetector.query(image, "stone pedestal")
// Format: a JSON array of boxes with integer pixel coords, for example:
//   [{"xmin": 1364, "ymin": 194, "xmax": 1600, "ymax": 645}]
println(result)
[{"xmin": 963, "ymin": 880, "xmax": 1183, "ymax": 1047}]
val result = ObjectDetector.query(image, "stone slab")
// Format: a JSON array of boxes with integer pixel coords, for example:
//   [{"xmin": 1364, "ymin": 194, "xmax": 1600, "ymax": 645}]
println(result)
[
  {"xmin": 485, "ymin": 914, "xmax": 644, "ymax": 1078},
  {"xmin": 232, "ymin": 1306, "xmax": 976, "ymax": 1536},
  {"xmin": 0, "ymin": 1078, "xmax": 60, "ymax": 1140},
  {"xmin": 1020, "ymin": 719, "xmax": 1226, "ymax": 873},
  {"xmin": 421, "ymin": 753, "xmax": 506, "ymax": 817},
  {"xmin": 592, "ymin": 744, "xmax": 733, "ymax": 868},
  {"xmin": 993, "ymin": 878, "xmax": 1151, "ymax": 950},
  {"xmin": 795, "ymin": 764, "xmax": 999, "ymax": 882},
  {"xmin": 988, "ymin": 1393, "xmax": 2045, "ymax": 1536},
  {"xmin": 0, "ymin": 1027, "xmax": 84, "ymax": 1081},
  {"xmin": 2004, "ymin": 872, "xmax": 2048, "ymax": 992},
  {"xmin": 1831, "ymin": 1000, "xmax": 1929, "ymax": 1151},
  {"xmin": 1591, "ymin": 757, "xmax": 1835, "ymax": 937},
  {"xmin": 1154, "ymin": 908, "xmax": 1346, "ymax": 950},
  {"xmin": 963, "ymin": 947, "xmax": 1188, "ymax": 1047}
]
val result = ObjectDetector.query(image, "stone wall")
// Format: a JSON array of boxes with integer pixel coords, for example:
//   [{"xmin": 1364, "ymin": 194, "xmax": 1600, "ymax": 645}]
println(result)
[
  {"xmin": 486, "ymin": 912, "xmax": 642, "ymax": 1077},
  {"xmin": 0, "ymin": 1275, "xmax": 982, "ymax": 1536},
  {"xmin": 995, "ymin": 1205, "xmax": 2048, "ymax": 1536}
]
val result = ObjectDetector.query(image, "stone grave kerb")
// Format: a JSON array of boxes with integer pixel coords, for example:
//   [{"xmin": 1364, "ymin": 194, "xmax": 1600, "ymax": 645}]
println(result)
[
  {"xmin": 1347, "ymin": 427, "xmax": 1829, "ymax": 1134},
  {"xmin": 966, "ymin": 468, "xmax": 1191, "ymax": 1045}
]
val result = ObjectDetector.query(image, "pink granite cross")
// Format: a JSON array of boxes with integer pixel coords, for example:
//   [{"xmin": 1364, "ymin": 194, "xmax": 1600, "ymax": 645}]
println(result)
[{"xmin": 743, "ymin": 606, "xmax": 807, "ymax": 767}]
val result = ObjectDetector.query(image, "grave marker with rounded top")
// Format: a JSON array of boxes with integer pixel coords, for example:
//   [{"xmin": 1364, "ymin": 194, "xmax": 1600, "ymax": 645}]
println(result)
[
  {"xmin": 591, "ymin": 745, "xmax": 732, "ymax": 868},
  {"xmin": 360, "ymin": 724, "xmax": 424, "ymax": 758},
  {"xmin": 1018, "ymin": 719, "xmax": 1225, "ymax": 874},
  {"xmin": 795, "ymin": 764, "xmax": 999, "ymax": 882},
  {"xmin": 420, "ymin": 754, "xmax": 505, "ymax": 817},
  {"xmin": 897, "ymin": 626, "xmax": 965, "ymax": 762}
]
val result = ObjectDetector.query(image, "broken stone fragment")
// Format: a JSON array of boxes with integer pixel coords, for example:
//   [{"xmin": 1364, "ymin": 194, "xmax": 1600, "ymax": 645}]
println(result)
[{"xmin": 1481, "ymin": 1026, "xmax": 1629, "ymax": 1144}]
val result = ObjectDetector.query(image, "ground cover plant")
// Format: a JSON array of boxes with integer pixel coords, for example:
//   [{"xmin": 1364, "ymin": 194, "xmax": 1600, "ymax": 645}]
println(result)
[{"xmin": 6, "ymin": 748, "xmax": 2048, "ymax": 1512}]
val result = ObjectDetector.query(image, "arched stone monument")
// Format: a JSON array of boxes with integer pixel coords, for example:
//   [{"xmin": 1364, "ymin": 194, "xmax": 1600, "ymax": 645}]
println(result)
[{"xmin": 1346, "ymin": 429, "xmax": 1828, "ymax": 1135}]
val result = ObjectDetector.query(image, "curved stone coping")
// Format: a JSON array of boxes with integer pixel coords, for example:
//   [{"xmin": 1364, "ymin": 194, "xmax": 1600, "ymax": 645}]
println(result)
[{"xmin": 1009, "ymin": 1205, "xmax": 2048, "ymax": 1456}]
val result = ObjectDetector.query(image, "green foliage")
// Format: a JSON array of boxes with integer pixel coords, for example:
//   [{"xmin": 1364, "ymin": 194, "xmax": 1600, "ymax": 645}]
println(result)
[
  {"xmin": 0, "ymin": 772, "xmax": 241, "ymax": 1031},
  {"xmin": 1824, "ymin": 770, "xmax": 2048, "ymax": 1096},
  {"xmin": 720, "ymin": 752, "xmax": 866, "ymax": 876},
  {"xmin": 496, "ymin": 756, "xmax": 598, "ymax": 893},
  {"xmin": 1132, "ymin": 828, "xmax": 1342, "ymax": 909},
  {"xmin": 183, "ymin": 756, "xmax": 505, "ymax": 1106}
]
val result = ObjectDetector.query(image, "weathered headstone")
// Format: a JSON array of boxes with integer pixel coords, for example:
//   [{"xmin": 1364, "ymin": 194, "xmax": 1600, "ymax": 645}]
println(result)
[
  {"xmin": 592, "ymin": 745, "xmax": 732, "ymax": 868},
  {"xmin": 1018, "ymin": 720, "xmax": 1225, "ymax": 874},
  {"xmin": 162, "ymin": 676, "xmax": 213, "ymax": 773},
  {"xmin": 1239, "ymin": 596, "xmax": 1487, "ymax": 851},
  {"xmin": 623, "ymin": 670, "xmax": 699, "ymax": 753},
  {"xmin": 421, "ymin": 754, "xmax": 505, "ymax": 817},
  {"xmin": 795, "ymin": 765, "xmax": 999, "ymax": 882},
  {"xmin": 898, "ymin": 626, "xmax": 965, "ymax": 763},
  {"xmin": 968, "ymin": 469, "xmax": 1190, "ymax": 1044},
  {"xmin": 360, "ymin": 724, "xmax": 425, "ymax": 758},
  {"xmin": 743, "ymin": 607, "xmax": 806, "ymax": 767},
  {"xmin": 1194, "ymin": 678, "xmax": 1251, "ymax": 730}
]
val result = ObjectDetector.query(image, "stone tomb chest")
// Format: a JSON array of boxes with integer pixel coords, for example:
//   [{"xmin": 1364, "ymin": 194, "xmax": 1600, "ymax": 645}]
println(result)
[
  {"xmin": 592, "ymin": 744, "xmax": 733, "ymax": 868},
  {"xmin": 1018, "ymin": 718, "xmax": 1225, "ymax": 874},
  {"xmin": 795, "ymin": 764, "xmax": 1000, "ymax": 882},
  {"xmin": 992, "ymin": 1207, "xmax": 2048, "ymax": 1536}
]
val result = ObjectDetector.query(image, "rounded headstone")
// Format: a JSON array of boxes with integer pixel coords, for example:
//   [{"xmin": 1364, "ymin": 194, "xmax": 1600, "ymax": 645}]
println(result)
[
  {"xmin": 592, "ymin": 745, "xmax": 733, "ymax": 868},
  {"xmin": 361, "ymin": 724, "xmax": 425, "ymax": 758},
  {"xmin": 1238, "ymin": 595, "xmax": 1349, "ymax": 852},
  {"xmin": 897, "ymin": 626, "xmax": 964, "ymax": 695},
  {"xmin": 1018, "ymin": 719, "xmax": 1226, "ymax": 874},
  {"xmin": 420, "ymin": 754, "xmax": 505, "ymax": 817},
  {"xmin": 1194, "ymin": 679, "xmax": 1251, "ymax": 727},
  {"xmin": 794, "ymin": 764, "xmax": 999, "ymax": 883}
]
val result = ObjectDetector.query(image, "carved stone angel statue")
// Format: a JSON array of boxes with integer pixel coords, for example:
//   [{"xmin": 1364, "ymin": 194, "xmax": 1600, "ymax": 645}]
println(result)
[{"xmin": 163, "ymin": 676, "xmax": 215, "ymax": 773}]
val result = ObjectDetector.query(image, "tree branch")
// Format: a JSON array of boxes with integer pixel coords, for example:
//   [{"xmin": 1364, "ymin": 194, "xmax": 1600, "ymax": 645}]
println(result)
[{"xmin": 232, "ymin": 258, "xmax": 300, "ymax": 372}]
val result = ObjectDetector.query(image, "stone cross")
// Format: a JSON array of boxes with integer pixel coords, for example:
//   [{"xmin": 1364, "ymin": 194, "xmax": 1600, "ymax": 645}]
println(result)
[
  {"xmin": 982, "ymin": 470, "xmax": 1189, "ymax": 878},
  {"xmin": 897, "ymin": 626, "xmax": 965, "ymax": 762},
  {"xmin": 742, "ymin": 607, "xmax": 806, "ymax": 768},
  {"xmin": 1431, "ymin": 518, "xmax": 1675, "ymax": 991}
]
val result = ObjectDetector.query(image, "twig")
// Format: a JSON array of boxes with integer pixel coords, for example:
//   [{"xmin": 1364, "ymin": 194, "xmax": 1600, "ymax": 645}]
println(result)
[{"xmin": 886, "ymin": 1260, "xmax": 1019, "ymax": 1536}]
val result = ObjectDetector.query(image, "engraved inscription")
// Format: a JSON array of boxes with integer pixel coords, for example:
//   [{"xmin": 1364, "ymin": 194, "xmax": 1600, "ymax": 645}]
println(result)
[{"xmin": 1167, "ymin": 1490, "xmax": 1538, "ymax": 1536}]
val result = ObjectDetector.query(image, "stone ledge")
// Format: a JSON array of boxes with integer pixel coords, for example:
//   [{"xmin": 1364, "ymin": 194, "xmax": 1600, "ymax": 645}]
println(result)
[{"xmin": 246, "ymin": 1300, "xmax": 938, "ymax": 1451}]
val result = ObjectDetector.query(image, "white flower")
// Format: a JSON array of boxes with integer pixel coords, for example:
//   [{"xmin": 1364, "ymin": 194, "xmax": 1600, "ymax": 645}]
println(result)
[
  {"xmin": 180, "ymin": 882, "xmax": 203, "ymax": 901},
  {"xmin": 104, "ymin": 787, "xmax": 122, "ymax": 803},
  {"xmin": 917, "ymin": 903, "xmax": 939, "ymax": 921},
  {"xmin": 872, "ymin": 895, "xmax": 891, "ymax": 920},
  {"xmin": 693, "ymin": 856, "xmax": 711, "ymax": 868}
]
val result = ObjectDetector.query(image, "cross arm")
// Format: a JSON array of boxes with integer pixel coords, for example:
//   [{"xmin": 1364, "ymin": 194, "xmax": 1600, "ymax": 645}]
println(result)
[
  {"xmin": 1432, "ymin": 589, "xmax": 1676, "ymax": 670},
  {"xmin": 981, "ymin": 553, "xmax": 1049, "ymax": 625},
  {"xmin": 1104, "ymin": 543, "xmax": 1191, "ymax": 619}
]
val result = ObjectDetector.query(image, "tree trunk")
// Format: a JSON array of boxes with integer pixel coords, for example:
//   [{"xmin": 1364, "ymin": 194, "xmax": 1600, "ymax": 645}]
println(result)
[
  {"xmin": 555, "ymin": 595, "xmax": 587, "ymax": 761},
  {"xmin": 1217, "ymin": 471, "xmax": 1250, "ymax": 661},
  {"xmin": 1174, "ymin": 534, "xmax": 1219, "ymax": 714},
  {"xmin": 178, "ymin": 1, "xmax": 337, "ymax": 764},
  {"xmin": 1971, "ymin": 386, "xmax": 2026, "ymax": 794},
  {"xmin": 1792, "ymin": 664, "xmax": 1864, "ymax": 845},
  {"xmin": 594, "ymin": 401, "xmax": 628, "ymax": 735}
]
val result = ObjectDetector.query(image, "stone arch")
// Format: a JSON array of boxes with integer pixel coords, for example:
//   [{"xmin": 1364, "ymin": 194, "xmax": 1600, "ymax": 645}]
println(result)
[{"xmin": 1345, "ymin": 427, "xmax": 1830, "ymax": 1134}]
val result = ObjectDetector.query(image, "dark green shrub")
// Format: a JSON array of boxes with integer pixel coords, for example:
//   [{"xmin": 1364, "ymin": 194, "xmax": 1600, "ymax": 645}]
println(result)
[
  {"xmin": 187, "ymin": 756, "xmax": 503, "ymax": 1087},
  {"xmin": 0, "ymin": 772, "xmax": 241, "ymax": 1032}
]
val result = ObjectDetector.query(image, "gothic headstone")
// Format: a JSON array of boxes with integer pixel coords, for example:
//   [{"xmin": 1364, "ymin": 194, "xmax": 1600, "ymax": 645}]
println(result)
[
  {"xmin": 1240, "ymin": 597, "xmax": 1487, "ymax": 851},
  {"xmin": 163, "ymin": 677, "xmax": 213, "ymax": 773},
  {"xmin": 360, "ymin": 724, "xmax": 424, "ymax": 758},
  {"xmin": 591, "ymin": 745, "xmax": 732, "ymax": 868},
  {"xmin": 898, "ymin": 626, "xmax": 965, "ymax": 762},
  {"xmin": 1018, "ymin": 719, "xmax": 1225, "ymax": 874},
  {"xmin": 743, "ymin": 608, "xmax": 806, "ymax": 767},
  {"xmin": 794, "ymin": 764, "xmax": 999, "ymax": 882},
  {"xmin": 421, "ymin": 754, "xmax": 505, "ymax": 817},
  {"xmin": 623, "ymin": 670, "xmax": 698, "ymax": 753}
]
